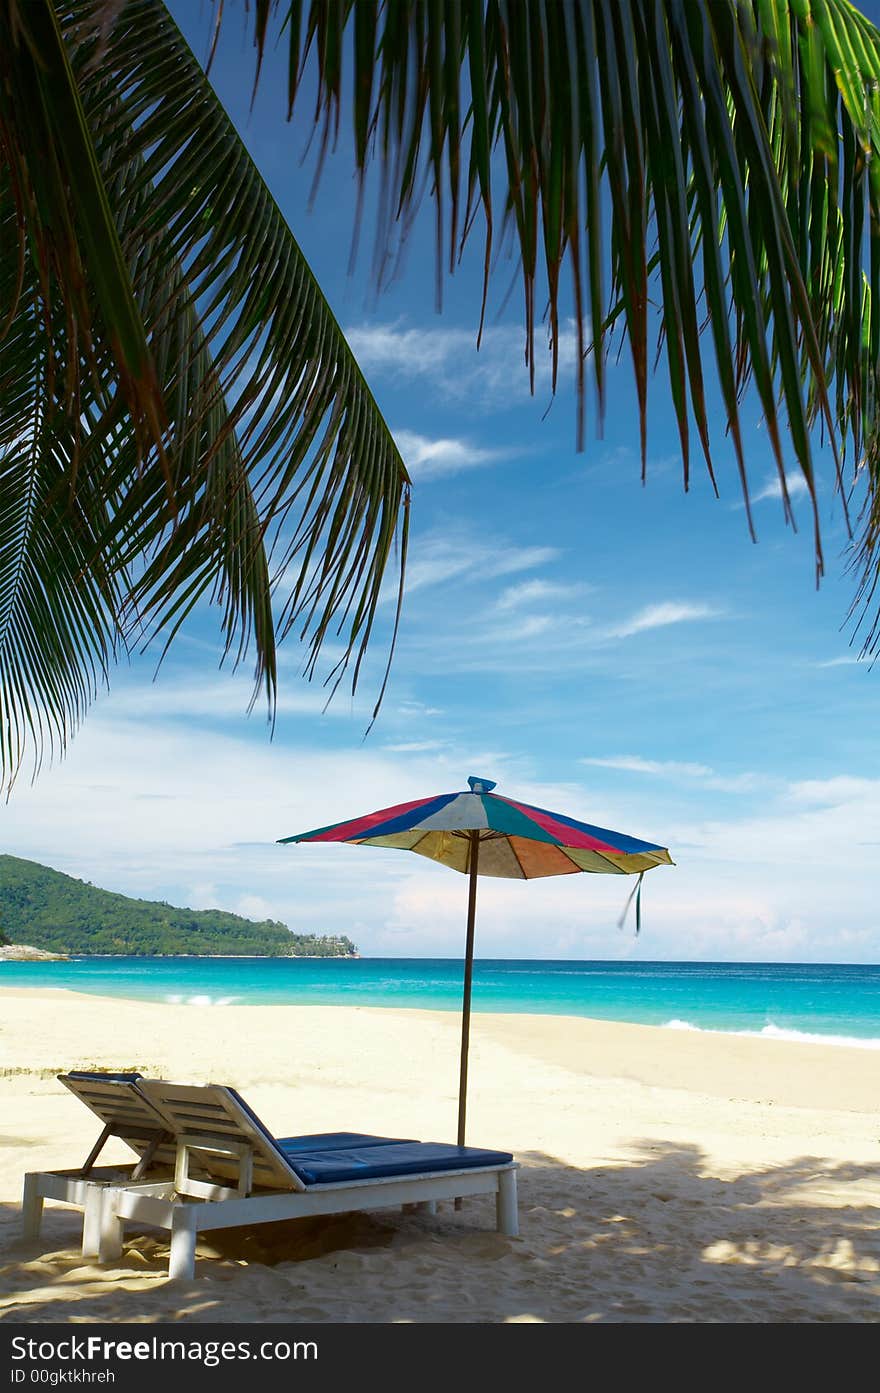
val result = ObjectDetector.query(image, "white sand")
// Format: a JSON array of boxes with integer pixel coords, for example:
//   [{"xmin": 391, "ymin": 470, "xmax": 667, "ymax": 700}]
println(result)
[{"xmin": 1, "ymin": 986, "xmax": 878, "ymax": 1322}]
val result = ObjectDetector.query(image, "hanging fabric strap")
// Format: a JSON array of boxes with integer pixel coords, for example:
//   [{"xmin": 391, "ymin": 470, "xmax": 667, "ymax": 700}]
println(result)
[{"xmin": 617, "ymin": 871, "xmax": 645, "ymax": 935}]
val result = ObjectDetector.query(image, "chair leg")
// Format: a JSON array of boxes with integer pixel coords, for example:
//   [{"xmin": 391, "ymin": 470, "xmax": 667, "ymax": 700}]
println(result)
[
  {"xmin": 21, "ymin": 1174, "xmax": 44, "ymax": 1241},
  {"xmin": 496, "ymin": 1170, "xmax": 518, "ymax": 1236},
  {"xmin": 168, "ymin": 1209, "xmax": 197, "ymax": 1282},
  {"xmin": 82, "ymin": 1186, "xmax": 104, "ymax": 1258},
  {"xmin": 97, "ymin": 1195, "xmax": 124, "ymax": 1264}
]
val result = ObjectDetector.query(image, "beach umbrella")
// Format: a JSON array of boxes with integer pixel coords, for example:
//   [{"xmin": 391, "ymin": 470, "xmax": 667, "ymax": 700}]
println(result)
[{"xmin": 279, "ymin": 776, "xmax": 672, "ymax": 1146}]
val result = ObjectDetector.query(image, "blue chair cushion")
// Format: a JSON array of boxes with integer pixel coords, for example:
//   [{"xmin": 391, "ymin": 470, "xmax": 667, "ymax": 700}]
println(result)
[
  {"xmin": 276, "ymin": 1132, "xmax": 416, "ymax": 1154},
  {"xmin": 222, "ymin": 1089, "xmax": 512, "ymax": 1189},
  {"xmin": 226, "ymin": 1088, "xmax": 418, "ymax": 1176},
  {"xmin": 288, "ymin": 1141, "xmax": 513, "ymax": 1186}
]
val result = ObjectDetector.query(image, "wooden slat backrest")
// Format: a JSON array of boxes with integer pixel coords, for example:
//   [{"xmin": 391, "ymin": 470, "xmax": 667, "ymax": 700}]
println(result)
[
  {"xmin": 57, "ymin": 1073, "xmax": 177, "ymax": 1172},
  {"xmin": 138, "ymin": 1081, "xmax": 306, "ymax": 1193}
]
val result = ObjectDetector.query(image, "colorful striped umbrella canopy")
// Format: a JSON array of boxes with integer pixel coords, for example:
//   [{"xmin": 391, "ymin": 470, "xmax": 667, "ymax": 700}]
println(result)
[{"xmin": 279, "ymin": 776, "xmax": 672, "ymax": 1146}]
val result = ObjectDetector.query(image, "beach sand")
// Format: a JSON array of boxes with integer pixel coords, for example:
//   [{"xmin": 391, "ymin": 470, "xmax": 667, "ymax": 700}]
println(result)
[{"xmin": 1, "ymin": 986, "xmax": 878, "ymax": 1323}]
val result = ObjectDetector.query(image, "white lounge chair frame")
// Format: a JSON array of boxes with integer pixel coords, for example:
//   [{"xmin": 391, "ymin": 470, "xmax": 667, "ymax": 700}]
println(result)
[
  {"xmin": 21, "ymin": 1073, "xmax": 177, "ymax": 1259},
  {"xmin": 22, "ymin": 1080, "xmax": 519, "ymax": 1281}
]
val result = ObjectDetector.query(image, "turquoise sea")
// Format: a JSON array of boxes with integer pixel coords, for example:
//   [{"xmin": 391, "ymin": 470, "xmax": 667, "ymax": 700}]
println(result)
[{"xmin": 2, "ymin": 956, "xmax": 880, "ymax": 1047}]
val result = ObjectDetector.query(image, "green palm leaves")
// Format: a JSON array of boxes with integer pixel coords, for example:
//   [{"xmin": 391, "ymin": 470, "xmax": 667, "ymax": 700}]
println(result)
[
  {"xmin": 270, "ymin": 0, "xmax": 880, "ymax": 622},
  {"xmin": 0, "ymin": 0, "xmax": 410, "ymax": 794}
]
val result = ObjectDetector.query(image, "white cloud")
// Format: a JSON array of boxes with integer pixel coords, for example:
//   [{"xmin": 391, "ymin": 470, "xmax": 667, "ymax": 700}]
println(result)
[
  {"xmin": 606, "ymin": 601, "xmax": 722, "ymax": 640},
  {"xmin": 582, "ymin": 755, "xmax": 714, "ymax": 778},
  {"xmin": 103, "ymin": 676, "xmax": 362, "ymax": 724},
  {"xmin": 232, "ymin": 894, "xmax": 277, "ymax": 921},
  {"xmin": 420, "ymin": 605, "xmax": 593, "ymax": 663},
  {"xmin": 816, "ymin": 655, "xmax": 870, "ymax": 669},
  {"xmin": 784, "ymin": 776, "xmax": 879, "ymax": 807},
  {"xmin": 395, "ymin": 701, "xmax": 444, "ymax": 718},
  {"xmin": 481, "ymin": 546, "xmax": 562, "ymax": 579},
  {"xmin": 502, "ymin": 615, "xmax": 556, "ymax": 640},
  {"xmin": 383, "ymin": 740, "xmax": 445, "ymax": 754},
  {"xmin": 581, "ymin": 754, "xmax": 763, "ymax": 795},
  {"xmin": 345, "ymin": 322, "xmax": 472, "ymax": 377},
  {"xmin": 753, "ymin": 471, "xmax": 811, "ymax": 503},
  {"xmin": 393, "ymin": 429, "xmax": 502, "ymax": 480},
  {"xmin": 392, "ymin": 583, "xmax": 725, "ymax": 679},
  {"xmin": 344, "ymin": 319, "xmax": 579, "ymax": 408},
  {"xmin": 403, "ymin": 534, "xmax": 560, "ymax": 597},
  {"xmin": 495, "ymin": 579, "xmax": 585, "ymax": 611}
]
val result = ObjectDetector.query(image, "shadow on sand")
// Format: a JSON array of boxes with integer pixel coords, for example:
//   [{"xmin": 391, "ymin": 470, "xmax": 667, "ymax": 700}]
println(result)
[{"xmin": 1, "ymin": 1144, "xmax": 878, "ymax": 1322}]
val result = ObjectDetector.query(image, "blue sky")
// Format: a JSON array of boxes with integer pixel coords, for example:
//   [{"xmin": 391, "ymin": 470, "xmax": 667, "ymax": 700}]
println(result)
[{"xmin": 3, "ymin": 8, "xmax": 879, "ymax": 962}]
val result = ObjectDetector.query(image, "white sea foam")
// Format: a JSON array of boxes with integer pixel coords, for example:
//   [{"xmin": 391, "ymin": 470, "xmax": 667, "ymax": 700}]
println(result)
[
  {"xmin": 164, "ymin": 993, "xmax": 239, "ymax": 1007},
  {"xmin": 749, "ymin": 1023, "xmax": 880, "ymax": 1050},
  {"xmin": 661, "ymin": 1018, "xmax": 880, "ymax": 1049}
]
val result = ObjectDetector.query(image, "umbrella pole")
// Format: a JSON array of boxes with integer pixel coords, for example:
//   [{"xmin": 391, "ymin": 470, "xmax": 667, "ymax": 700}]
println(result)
[{"xmin": 457, "ymin": 829, "xmax": 480, "ymax": 1149}]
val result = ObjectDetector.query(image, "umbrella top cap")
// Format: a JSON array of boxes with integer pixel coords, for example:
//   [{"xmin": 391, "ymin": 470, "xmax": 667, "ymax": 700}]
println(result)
[{"xmin": 467, "ymin": 776, "xmax": 497, "ymax": 794}]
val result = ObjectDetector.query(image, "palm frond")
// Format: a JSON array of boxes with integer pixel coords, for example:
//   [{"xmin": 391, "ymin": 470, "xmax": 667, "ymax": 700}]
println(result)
[
  {"xmin": 0, "ymin": 0, "xmax": 163, "ymax": 448},
  {"xmin": 251, "ymin": 0, "xmax": 880, "ymax": 636},
  {"xmin": 0, "ymin": 230, "xmax": 125, "ymax": 787},
  {"xmin": 0, "ymin": 0, "xmax": 410, "ymax": 793}
]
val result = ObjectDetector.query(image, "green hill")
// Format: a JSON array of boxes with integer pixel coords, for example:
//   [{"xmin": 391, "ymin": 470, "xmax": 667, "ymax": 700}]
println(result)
[{"xmin": 0, "ymin": 855, "xmax": 356, "ymax": 958}]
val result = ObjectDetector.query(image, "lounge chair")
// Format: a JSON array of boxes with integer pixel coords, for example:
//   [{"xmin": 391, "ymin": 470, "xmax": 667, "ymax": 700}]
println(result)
[
  {"xmin": 22, "ymin": 1077, "xmax": 519, "ymax": 1280},
  {"xmin": 21, "ymin": 1071, "xmax": 177, "ymax": 1258}
]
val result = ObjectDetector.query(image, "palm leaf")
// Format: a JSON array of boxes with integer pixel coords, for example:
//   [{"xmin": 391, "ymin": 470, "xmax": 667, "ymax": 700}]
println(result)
[
  {"xmin": 0, "ymin": 0, "xmax": 410, "ymax": 793},
  {"xmin": 0, "ymin": 0, "xmax": 163, "ymax": 449},
  {"xmin": 251, "ymin": 0, "xmax": 880, "ymax": 644},
  {"xmin": 0, "ymin": 227, "xmax": 125, "ymax": 786}
]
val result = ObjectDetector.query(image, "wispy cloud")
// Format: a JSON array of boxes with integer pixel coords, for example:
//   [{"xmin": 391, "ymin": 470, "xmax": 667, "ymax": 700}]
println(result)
[
  {"xmin": 753, "ymin": 471, "xmax": 811, "ymax": 503},
  {"xmin": 815, "ymin": 654, "xmax": 870, "ymax": 669},
  {"xmin": 393, "ymin": 429, "xmax": 503, "ymax": 480},
  {"xmin": 499, "ymin": 614, "xmax": 558, "ymax": 640},
  {"xmin": 395, "ymin": 700, "xmax": 444, "ymax": 719},
  {"xmin": 785, "ymin": 776, "xmax": 879, "ymax": 807},
  {"xmin": 495, "ymin": 578, "xmax": 586, "ymax": 611},
  {"xmin": 606, "ymin": 601, "xmax": 722, "ymax": 639},
  {"xmin": 104, "ymin": 676, "xmax": 360, "ymax": 724},
  {"xmin": 382, "ymin": 740, "xmax": 445, "ymax": 754},
  {"xmin": 395, "ymin": 575, "xmax": 726, "ymax": 678},
  {"xmin": 580, "ymin": 753, "xmax": 762, "ymax": 794},
  {"xmin": 346, "ymin": 322, "xmax": 474, "ymax": 377},
  {"xmin": 403, "ymin": 534, "xmax": 560, "ymax": 597},
  {"xmin": 582, "ymin": 755, "xmax": 714, "ymax": 778},
  {"xmin": 345, "ymin": 319, "xmax": 579, "ymax": 408}
]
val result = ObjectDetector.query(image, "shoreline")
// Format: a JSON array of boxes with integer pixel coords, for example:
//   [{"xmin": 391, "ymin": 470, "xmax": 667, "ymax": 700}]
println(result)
[
  {"xmin": 1, "ymin": 984, "xmax": 877, "ymax": 1112},
  {"xmin": 4, "ymin": 951, "xmax": 879, "ymax": 963},
  {"xmin": 0, "ymin": 952, "xmax": 359, "ymax": 960},
  {"xmin": 1, "ymin": 980, "xmax": 879, "ymax": 1053}
]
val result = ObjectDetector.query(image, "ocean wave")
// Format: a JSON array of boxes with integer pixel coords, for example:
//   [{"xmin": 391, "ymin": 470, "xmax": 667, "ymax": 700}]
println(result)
[
  {"xmin": 164, "ymin": 993, "xmax": 239, "ymax": 1007},
  {"xmin": 662, "ymin": 1018, "xmax": 880, "ymax": 1049}
]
